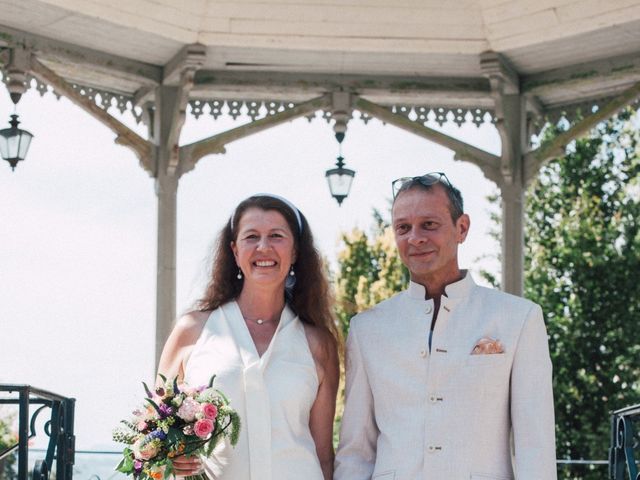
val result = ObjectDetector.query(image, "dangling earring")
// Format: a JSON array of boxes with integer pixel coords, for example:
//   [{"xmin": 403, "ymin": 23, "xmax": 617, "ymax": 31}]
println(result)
[
  {"xmin": 285, "ymin": 265, "xmax": 296, "ymax": 290},
  {"xmin": 237, "ymin": 269, "xmax": 243, "ymax": 280}
]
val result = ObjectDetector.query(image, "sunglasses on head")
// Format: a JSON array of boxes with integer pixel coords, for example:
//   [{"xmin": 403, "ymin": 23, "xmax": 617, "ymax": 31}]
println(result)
[{"xmin": 391, "ymin": 172, "xmax": 454, "ymax": 200}]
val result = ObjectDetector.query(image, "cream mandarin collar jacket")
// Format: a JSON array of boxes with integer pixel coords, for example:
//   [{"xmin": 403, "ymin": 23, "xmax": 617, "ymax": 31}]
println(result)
[{"xmin": 335, "ymin": 272, "xmax": 557, "ymax": 480}]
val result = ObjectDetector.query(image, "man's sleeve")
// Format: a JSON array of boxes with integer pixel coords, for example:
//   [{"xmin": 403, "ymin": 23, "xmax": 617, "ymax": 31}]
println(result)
[
  {"xmin": 511, "ymin": 303, "xmax": 558, "ymax": 480},
  {"xmin": 334, "ymin": 320, "xmax": 379, "ymax": 480}
]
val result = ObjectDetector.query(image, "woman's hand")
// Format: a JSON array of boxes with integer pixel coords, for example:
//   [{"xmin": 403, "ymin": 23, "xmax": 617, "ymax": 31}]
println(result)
[{"xmin": 172, "ymin": 454, "xmax": 203, "ymax": 477}]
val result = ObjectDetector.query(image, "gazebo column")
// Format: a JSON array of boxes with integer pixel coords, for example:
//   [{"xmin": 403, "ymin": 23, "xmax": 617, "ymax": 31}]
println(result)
[
  {"xmin": 497, "ymin": 93, "xmax": 527, "ymax": 296},
  {"xmin": 500, "ymin": 181, "xmax": 525, "ymax": 295},
  {"xmin": 154, "ymin": 170, "xmax": 178, "ymax": 366},
  {"xmin": 151, "ymin": 86, "xmax": 185, "ymax": 365},
  {"xmin": 481, "ymin": 52, "xmax": 527, "ymax": 296}
]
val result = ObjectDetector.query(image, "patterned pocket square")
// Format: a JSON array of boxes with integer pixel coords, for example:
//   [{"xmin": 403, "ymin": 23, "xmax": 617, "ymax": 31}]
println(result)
[{"xmin": 471, "ymin": 337, "xmax": 504, "ymax": 355}]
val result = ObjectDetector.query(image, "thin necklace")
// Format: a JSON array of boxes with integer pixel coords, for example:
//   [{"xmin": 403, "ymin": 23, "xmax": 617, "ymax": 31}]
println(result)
[{"xmin": 245, "ymin": 317, "xmax": 276, "ymax": 326}]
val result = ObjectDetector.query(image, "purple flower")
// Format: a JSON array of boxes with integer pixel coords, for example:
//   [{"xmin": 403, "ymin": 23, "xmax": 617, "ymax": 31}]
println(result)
[
  {"xmin": 150, "ymin": 429, "xmax": 167, "ymax": 440},
  {"xmin": 158, "ymin": 403, "xmax": 173, "ymax": 418},
  {"xmin": 134, "ymin": 460, "xmax": 143, "ymax": 473}
]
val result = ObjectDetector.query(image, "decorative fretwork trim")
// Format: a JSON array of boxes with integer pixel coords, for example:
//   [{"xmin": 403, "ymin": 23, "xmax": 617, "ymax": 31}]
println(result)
[
  {"xmin": 0, "ymin": 69, "xmax": 145, "ymax": 124},
  {"xmin": 542, "ymin": 96, "xmax": 640, "ymax": 126},
  {"xmin": 186, "ymin": 99, "xmax": 496, "ymax": 128},
  {"xmin": 10, "ymin": 66, "xmax": 633, "ymax": 130}
]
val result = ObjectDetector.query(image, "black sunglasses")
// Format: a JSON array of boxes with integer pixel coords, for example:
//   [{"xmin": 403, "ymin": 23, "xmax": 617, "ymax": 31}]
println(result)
[{"xmin": 391, "ymin": 172, "xmax": 454, "ymax": 199}]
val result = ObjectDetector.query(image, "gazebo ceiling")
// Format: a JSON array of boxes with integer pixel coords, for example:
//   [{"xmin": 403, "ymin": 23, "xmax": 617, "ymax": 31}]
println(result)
[{"xmin": 1, "ymin": 0, "xmax": 640, "ymax": 117}]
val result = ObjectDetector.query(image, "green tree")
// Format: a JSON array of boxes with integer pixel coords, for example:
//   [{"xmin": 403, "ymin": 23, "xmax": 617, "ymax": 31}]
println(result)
[
  {"xmin": 0, "ymin": 411, "xmax": 17, "ymax": 480},
  {"xmin": 525, "ymin": 109, "xmax": 640, "ymax": 479},
  {"xmin": 333, "ymin": 210, "xmax": 409, "ymax": 336}
]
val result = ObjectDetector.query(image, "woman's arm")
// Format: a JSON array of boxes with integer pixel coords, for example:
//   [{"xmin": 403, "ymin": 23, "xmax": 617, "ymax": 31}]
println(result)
[
  {"xmin": 306, "ymin": 327, "xmax": 340, "ymax": 480},
  {"xmin": 156, "ymin": 311, "xmax": 209, "ymax": 477},
  {"xmin": 156, "ymin": 311, "xmax": 209, "ymax": 381}
]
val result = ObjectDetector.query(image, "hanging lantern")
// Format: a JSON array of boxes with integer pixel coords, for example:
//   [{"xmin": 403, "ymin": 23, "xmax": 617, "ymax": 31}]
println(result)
[
  {"xmin": 325, "ymin": 155, "xmax": 355, "ymax": 206},
  {"xmin": 0, "ymin": 114, "xmax": 34, "ymax": 171}
]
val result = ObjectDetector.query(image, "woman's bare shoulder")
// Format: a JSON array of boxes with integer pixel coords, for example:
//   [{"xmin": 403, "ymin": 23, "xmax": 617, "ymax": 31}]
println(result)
[
  {"xmin": 157, "ymin": 310, "xmax": 212, "ymax": 380},
  {"xmin": 172, "ymin": 310, "xmax": 211, "ymax": 345}
]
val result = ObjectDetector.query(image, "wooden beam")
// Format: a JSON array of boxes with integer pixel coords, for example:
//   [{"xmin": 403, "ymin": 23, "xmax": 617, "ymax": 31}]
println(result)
[
  {"xmin": 0, "ymin": 24, "xmax": 161, "ymax": 88},
  {"xmin": 480, "ymin": 51, "xmax": 519, "ymax": 95},
  {"xmin": 192, "ymin": 70, "xmax": 492, "ymax": 107},
  {"xmin": 163, "ymin": 44, "xmax": 206, "ymax": 86},
  {"xmin": 179, "ymin": 94, "xmax": 331, "ymax": 174},
  {"xmin": 354, "ymin": 96, "xmax": 501, "ymax": 184},
  {"xmin": 524, "ymin": 79, "xmax": 640, "ymax": 183},
  {"xmin": 522, "ymin": 51, "xmax": 640, "ymax": 99},
  {"xmin": 30, "ymin": 57, "xmax": 153, "ymax": 171}
]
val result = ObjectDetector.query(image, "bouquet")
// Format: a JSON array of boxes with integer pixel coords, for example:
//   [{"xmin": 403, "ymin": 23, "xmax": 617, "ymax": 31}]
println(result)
[{"xmin": 113, "ymin": 375, "xmax": 240, "ymax": 480}]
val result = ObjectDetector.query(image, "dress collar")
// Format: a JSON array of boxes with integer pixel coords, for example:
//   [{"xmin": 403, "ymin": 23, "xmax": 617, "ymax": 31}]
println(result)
[{"xmin": 407, "ymin": 270, "xmax": 475, "ymax": 300}]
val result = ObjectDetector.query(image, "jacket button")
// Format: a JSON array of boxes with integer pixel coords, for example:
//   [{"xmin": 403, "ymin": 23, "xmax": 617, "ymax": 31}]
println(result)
[
  {"xmin": 425, "ymin": 305, "xmax": 433, "ymax": 314},
  {"xmin": 427, "ymin": 445, "xmax": 441, "ymax": 453},
  {"xmin": 420, "ymin": 349, "xmax": 427, "ymax": 358}
]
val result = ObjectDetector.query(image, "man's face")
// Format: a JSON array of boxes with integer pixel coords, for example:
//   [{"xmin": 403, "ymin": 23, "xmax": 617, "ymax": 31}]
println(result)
[{"xmin": 391, "ymin": 185, "xmax": 470, "ymax": 283}]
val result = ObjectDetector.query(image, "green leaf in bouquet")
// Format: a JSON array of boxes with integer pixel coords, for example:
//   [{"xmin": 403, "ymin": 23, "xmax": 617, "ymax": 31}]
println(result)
[
  {"xmin": 142, "ymin": 381, "xmax": 154, "ymax": 398},
  {"xmin": 145, "ymin": 397, "xmax": 162, "ymax": 415},
  {"xmin": 157, "ymin": 373, "xmax": 167, "ymax": 384},
  {"xmin": 163, "ymin": 459, "xmax": 174, "ymax": 480},
  {"xmin": 116, "ymin": 448, "xmax": 135, "ymax": 473},
  {"xmin": 229, "ymin": 411, "xmax": 241, "ymax": 446},
  {"xmin": 207, "ymin": 375, "xmax": 216, "ymax": 388},
  {"xmin": 173, "ymin": 376, "xmax": 180, "ymax": 394},
  {"xmin": 165, "ymin": 427, "xmax": 182, "ymax": 448}
]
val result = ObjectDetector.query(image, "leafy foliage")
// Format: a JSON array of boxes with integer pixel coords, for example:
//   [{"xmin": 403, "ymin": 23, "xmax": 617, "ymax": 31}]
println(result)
[
  {"xmin": 525, "ymin": 109, "xmax": 640, "ymax": 478},
  {"xmin": 333, "ymin": 209, "xmax": 409, "ymax": 336},
  {"xmin": 0, "ymin": 411, "xmax": 17, "ymax": 480}
]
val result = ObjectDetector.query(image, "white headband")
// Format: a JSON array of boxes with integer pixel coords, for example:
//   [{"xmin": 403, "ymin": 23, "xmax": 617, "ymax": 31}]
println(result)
[{"xmin": 231, "ymin": 193, "xmax": 303, "ymax": 234}]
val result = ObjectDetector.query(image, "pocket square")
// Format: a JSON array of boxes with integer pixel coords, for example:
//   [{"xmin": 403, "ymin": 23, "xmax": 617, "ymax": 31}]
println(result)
[{"xmin": 471, "ymin": 337, "xmax": 504, "ymax": 355}]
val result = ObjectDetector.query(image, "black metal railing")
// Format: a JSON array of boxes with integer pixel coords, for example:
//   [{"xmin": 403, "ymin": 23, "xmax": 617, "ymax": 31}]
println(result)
[
  {"xmin": 0, "ymin": 384, "xmax": 76, "ymax": 480},
  {"xmin": 609, "ymin": 404, "xmax": 640, "ymax": 480}
]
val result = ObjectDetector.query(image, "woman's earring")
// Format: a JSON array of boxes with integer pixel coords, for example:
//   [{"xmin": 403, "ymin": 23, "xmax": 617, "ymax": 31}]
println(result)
[
  {"xmin": 285, "ymin": 265, "xmax": 296, "ymax": 289},
  {"xmin": 237, "ymin": 269, "xmax": 243, "ymax": 280}
]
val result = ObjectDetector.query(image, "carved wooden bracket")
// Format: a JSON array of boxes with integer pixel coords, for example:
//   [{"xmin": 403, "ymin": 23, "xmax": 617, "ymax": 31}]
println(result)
[{"xmin": 29, "ymin": 56, "xmax": 153, "ymax": 172}]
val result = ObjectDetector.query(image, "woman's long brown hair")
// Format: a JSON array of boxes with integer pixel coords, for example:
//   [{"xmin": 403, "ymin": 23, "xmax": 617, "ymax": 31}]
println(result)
[{"xmin": 196, "ymin": 195, "xmax": 341, "ymax": 350}]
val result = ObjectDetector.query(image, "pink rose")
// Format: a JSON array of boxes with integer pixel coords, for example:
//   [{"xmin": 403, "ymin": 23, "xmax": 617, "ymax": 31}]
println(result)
[
  {"xmin": 193, "ymin": 419, "xmax": 213, "ymax": 439},
  {"xmin": 132, "ymin": 438, "xmax": 160, "ymax": 461},
  {"xmin": 137, "ymin": 421, "xmax": 148, "ymax": 431},
  {"xmin": 202, "ymin": 403, "xmax": 218, "ymax": 420},
  {"xmin": 177, "ymin": 397, "xmax": 199, "ymax": 422}
]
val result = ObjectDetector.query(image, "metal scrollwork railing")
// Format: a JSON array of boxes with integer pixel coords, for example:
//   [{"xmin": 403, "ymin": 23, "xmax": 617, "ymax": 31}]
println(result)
[
  {"xmin": 0, "ymin": 385, "xmax": 76, "ymax": 480},
  {"xmin": 610, "ymin": 404, "xmax": 640, "ymax": 480}
]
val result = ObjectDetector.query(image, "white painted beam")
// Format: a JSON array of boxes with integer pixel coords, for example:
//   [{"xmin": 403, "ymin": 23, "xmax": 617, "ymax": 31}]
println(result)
[
  {"xmin": 192, "ymin": 70, "xmax": 493, "ymax": 107},
  {"xmin": 0, "ymin": 24, "xmax": 162, "ymax": 88}
]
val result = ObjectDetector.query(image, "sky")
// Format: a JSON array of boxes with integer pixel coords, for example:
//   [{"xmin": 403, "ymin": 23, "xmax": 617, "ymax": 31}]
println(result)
[{"xmin": 0, "ymin": 83, "xmax": 501, "ymax": 452}]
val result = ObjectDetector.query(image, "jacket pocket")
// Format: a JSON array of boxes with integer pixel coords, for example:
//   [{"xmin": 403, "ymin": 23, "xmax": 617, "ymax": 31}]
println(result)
[
  {"xmin": 470, "ymin": 473, "xmax": 513, "ymax": 480},
  {"xmin": 465, "ymin": 353, "xmax": 507, "ymax": 367},
  {"xmin": 372, "ymin": 471, "xmax": 395, "ymax": 480}
]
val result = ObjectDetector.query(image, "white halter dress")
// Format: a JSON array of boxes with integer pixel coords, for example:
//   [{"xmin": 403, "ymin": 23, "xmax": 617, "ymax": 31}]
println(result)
[{"xmin": 184, "ymin": 301, "xmax": 324, "ymax": 480}]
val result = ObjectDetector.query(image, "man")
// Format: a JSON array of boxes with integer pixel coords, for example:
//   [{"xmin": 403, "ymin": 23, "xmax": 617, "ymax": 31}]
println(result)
[{"xmin": 335, "ymin": 173, "xmax": 557, "ymax": 480}]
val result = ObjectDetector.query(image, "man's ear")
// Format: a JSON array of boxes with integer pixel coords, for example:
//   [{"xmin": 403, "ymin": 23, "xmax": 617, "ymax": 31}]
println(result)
[{"xmin": 456, "ymin": 214, "xmax": 471, "ymax": 243}]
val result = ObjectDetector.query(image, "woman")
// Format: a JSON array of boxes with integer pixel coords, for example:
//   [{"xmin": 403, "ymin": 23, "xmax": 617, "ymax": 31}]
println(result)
[{"xmin": 157, "ymin": 194, "xmax": 340, "ymax": 480}]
